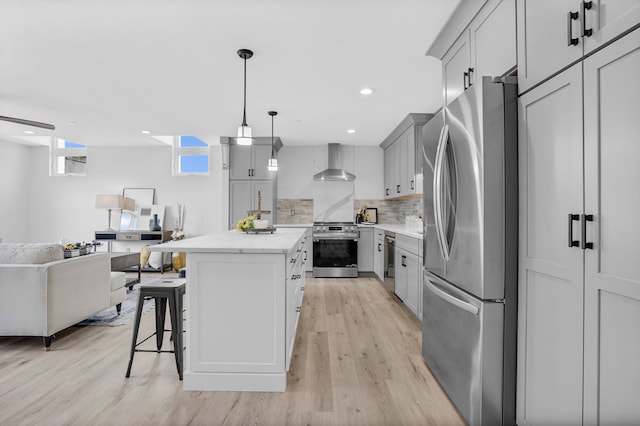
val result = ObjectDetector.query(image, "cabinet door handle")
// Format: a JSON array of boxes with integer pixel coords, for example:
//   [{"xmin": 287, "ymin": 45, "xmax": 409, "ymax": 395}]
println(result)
[
  {"xmin": 581, "ymin": 214, "xmax": 594, "ymax": 250},
  {"xmin": 378, "ymin": 243, "xmax": 382, "ymax": 252},
  {"xmin": 401, "ymin": 255, "xmax": 407, "ymax": 267},
  {"xmin": 410, "ymin": 180, "xmax": 414, "ymax": 190},
  {"xmin": 581, "ymin": 1, "xmax": 593, "ymax": 37},
  {"xmin": 463, "ymin": 71, "xmax": 469, "ymax": 90},
  {"xmin": 467, "ymin": 67, "xmax": 474, "ymax": 87},
  {"xmin": 567, "ymin": 11, "xmax": 579, "ymax": 46},
  {"xmin": 568, "ymin": 214, "xmax": 580, "ymax": 247},
  {"xmin": 396, "ymin": 184, "xmax": 400, "ymax": 194},
  {"xmin": 385, "ymin": 188, "xmax": 389, "ymax": 196},
  {"xmin": 248, "ymin": 168, "xmax": 251, "ymax": 177}
]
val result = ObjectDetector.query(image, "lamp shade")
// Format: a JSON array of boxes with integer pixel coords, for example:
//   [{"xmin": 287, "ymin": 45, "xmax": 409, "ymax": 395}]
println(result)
[{"xmin": 95, "ymin": 194, "xmax": 124, "ymax": 210}]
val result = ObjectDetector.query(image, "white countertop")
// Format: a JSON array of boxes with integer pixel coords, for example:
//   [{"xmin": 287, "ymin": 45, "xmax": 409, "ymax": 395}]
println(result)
[
  {"xmin": 358, "ymin": 223, "xmax": 424, "ymax": 240},
  {"xmin": 147, "ymin": 228, "xmax": 306, "ymax": 254},
  {"xmin": 274, "ymin": 222, "xmax": 424, "ymax": 240}
]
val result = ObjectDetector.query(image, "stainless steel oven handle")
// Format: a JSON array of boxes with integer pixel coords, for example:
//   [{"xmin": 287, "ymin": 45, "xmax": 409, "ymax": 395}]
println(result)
[{"xmin": 313, "ymin": 238, "xmax": 359, "ymax": 242}]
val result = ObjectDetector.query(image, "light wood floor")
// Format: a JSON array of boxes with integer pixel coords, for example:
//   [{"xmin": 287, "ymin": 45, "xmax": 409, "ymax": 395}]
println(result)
[{"xmin": 0, "ymin": 276, "xmax": 465, "ymax": 426}]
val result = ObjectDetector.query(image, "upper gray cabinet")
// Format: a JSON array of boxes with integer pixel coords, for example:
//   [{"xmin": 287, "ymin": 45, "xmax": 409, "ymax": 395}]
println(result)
[
  {"xmin": 229, "ymin": 144, "xmax": 272, "ymax": 180},
  {"xmin": 381, "ymin": 113, "xmax": 432, "ymax": 200},
  {"xmin": 517, "ymin": 0, "xmax": 640, "ymax": 93},
  {"xmin": 435, "ymin": 0, "xmax": 516, "ymax": 105}
]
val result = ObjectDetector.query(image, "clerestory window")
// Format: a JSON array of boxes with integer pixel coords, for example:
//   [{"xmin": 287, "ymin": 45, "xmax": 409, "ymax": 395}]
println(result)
[
  {"xmin": 172, "ymin": 135, "xmax": 209, "ymax": 175},
  {"xmin": 50, "ymin": 139, "xmax": 86, "ymax": 176}
]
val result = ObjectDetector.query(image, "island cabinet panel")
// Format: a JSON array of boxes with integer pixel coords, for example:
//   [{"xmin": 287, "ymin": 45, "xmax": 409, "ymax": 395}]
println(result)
[
  {"xmin": 187, "ymin": 253, "xmax": 286, "ymax": 372},
  {"xmin": 185, "ymin": 252, "xmax": 288, "ymax": 391}
]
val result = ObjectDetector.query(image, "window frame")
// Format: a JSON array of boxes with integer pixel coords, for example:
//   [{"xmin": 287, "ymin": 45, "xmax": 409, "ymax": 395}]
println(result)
[
  {"xmin": 49, "ymin": 138, "xmax": 87, "ymax": 176},
  {"xmin": 172, "ymin": 136, "xmax": 210, "ymax": 176}
]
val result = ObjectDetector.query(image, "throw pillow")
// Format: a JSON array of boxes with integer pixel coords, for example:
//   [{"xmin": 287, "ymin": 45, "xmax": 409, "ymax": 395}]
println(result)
[{"xmin": 140, "ymin": 245, "xmax": 151, "ymax": 268}]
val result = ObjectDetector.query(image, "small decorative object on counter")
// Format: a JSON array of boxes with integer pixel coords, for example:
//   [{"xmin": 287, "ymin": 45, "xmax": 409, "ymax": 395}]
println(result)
[
  {"xmin": 149, "ymin": 213, "xmax": 161, "ymax": 231},
  {"xmin": 236, "ymin": 215, "xmax": 255, "ymax": 232},
  {"xmin": 63, "ymin": 242, "xmax": 91, "ymax": 258}
]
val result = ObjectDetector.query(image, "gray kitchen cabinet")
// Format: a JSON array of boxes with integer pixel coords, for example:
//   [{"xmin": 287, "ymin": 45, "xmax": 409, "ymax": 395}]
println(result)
[
  {"xmin": 396, "ymin": 234, "xmax": 421, "ymax": 320},
  {"xmin": 516, "ymin": 0, "xmax": 640, "ymax": 93},
  {"xmin": 381, "ymin": 114, "xmax": 431, "ymax": 200},
  {"xmin": 227, "ymin": 139, "xmax": 280, "ymax": 229},
  {"xmin": 517, "ymin": 28, "xmax": 640, "ymax": 425},
  {"xmin": 395, "ymin": 246, "xmax": 409, "ymax": 302},
  {"xmin": 229, "ymin": 180, "xmax": 274, "ymax": 229},
  {"xmin": 582, "ymin": 30, "xmax": 640, "ymax": 425},
  {"xmin": 441, "ymin": 0, "xmax": 516, "ymax": 105},
  {"xmin": 373, "ymin": 229, "xmax": 385, "ymax": 281},
  {"xmin": 229, "ymin": 144, "xmax": 272, "ymax": 180},
  {"xmin": 357, "ymin": 227, "xmax": 373, "ymax": 272},
  {"xmin": 286, "ymin": 236, "xmax": 306, "ymax": 371}
]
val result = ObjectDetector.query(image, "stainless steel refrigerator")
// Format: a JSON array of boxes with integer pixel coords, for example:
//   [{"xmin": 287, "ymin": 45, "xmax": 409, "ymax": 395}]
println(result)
[{"xmin": 421, "ymin": 76, "xmax": 518, "ymax": 426}]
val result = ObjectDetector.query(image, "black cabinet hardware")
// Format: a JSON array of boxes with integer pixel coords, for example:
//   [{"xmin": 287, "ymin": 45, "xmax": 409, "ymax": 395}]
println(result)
[
  {"xmin": 582, "ymin": 1, "xmax": 593, "ymax": 37},
  {"xmin": 581, "ymin": 214, "xmax": 594, "ymax": 249},
  {"xmin": 568, "ymin": 213, "xmax": 580, "ymax": 247},
  {"xmin": 567, "ymin": 11, "xmax": 579, "ymax": 46}
]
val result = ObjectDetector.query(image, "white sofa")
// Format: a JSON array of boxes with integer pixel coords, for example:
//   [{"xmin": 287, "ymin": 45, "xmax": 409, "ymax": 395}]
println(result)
[{"xmin": 0, "ymin": 243, "xmax": 125, "ymax": 349}]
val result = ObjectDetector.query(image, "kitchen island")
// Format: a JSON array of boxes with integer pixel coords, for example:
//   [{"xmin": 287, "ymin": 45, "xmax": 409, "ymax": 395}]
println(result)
[{"xmin": 148, "ymin": 227, "xmax": 307, "ymax": 392}]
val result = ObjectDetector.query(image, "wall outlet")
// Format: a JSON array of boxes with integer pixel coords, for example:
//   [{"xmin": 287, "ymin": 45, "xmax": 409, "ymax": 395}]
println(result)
[{"xmin": 290, "ymin": 210, "xmax": 295, "ymax": 216}]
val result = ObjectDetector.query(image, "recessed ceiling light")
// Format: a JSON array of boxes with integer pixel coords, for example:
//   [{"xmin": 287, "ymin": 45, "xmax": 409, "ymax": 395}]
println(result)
[
  {"xmin": 141, "ymin": 130, "xmax": 151, "ymax": 134},
  {"xmin": 347, "ymin": 129, "xmax": 356, "ymax": 134},
  {"xmin": 68, "ymin": 121, "xmax": 77, "ymax": 125},
  {"xmin": 360, "ymin": 88, "xmax": 374, "ymax": 95},
  {"xmin": 24, "ymin": 130, "xmax": 35, "ymax": 134}
]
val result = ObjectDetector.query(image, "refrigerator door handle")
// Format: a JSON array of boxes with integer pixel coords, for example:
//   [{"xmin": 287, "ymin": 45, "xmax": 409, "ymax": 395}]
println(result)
[
  {"xmin": 426, "ymin": 277, "xmax": 479, "ymax": 316},
  {"xmin": 433, "ymin": 124, "xmax": 450, "ymax": 261}
]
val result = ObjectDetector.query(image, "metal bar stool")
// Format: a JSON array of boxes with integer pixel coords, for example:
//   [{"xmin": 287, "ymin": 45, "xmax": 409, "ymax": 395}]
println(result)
[{"xmin": 125, "ymin": 279, "xmax": 186, "ymax": 380}]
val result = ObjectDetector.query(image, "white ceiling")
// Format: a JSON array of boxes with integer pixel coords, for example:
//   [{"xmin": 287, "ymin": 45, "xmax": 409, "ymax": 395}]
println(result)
[{"xmin": 0, "ymin": 0, "xmax": 459, "ymax": 147}]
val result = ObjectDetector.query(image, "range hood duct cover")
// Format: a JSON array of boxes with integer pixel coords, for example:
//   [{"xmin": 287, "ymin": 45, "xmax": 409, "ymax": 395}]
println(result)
[{"xmin": 313, "ymin": 143, "xmax": 356, "ymax": 181}]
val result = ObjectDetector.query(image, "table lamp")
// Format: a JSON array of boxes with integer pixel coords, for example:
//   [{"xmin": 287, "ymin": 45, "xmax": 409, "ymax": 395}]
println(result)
[{"xmin": 95, "ymin": 194, "xmax": 124, "ymax": 231}]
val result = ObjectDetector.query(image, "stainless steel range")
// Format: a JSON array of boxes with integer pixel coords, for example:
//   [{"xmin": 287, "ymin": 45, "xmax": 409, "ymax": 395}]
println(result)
[{"xmin": 312, "ymin": 222, "xmax": 358, "ymax": 278}]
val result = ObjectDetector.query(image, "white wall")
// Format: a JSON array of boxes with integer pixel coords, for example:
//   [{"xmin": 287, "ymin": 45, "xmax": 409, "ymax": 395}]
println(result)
[
  {"xmin": 0, "ymin": 141, "xmax": 32, "ymax": 243},
  {"xmin": 7, "ymin": 142, "xmax": 226, "ymax": 244},
  {"xmin": 278, "ymin": 145, "xmax": 383, "ymax": 199}
]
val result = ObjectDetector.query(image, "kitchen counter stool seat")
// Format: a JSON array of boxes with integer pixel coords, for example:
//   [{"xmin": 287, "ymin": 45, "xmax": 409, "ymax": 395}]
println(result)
[{"xmin": 125, "ymin": 279, "xmax": 186, "ymax": 380}]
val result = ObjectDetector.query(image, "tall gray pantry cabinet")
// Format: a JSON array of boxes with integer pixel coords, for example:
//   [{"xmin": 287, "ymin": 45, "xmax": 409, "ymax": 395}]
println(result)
[
  {"xmin": 226, "ymin": 141, "xmax": 278, "ymax": 229},
  {"xmin": 516, "ymin": 4, "xmax": 640, "ymax": 424}
]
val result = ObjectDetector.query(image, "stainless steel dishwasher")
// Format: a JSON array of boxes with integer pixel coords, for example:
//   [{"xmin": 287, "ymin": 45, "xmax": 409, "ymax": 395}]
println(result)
[{"xmin": 383, "ymin": 231, "xmax": 395, "ymax": 293}]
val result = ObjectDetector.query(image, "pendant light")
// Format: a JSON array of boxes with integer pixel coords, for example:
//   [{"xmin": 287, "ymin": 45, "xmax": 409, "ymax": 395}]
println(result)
[
  {"xmin": 267, "ymin": 111, "xmax": 279, "ymax": 171},
  {"xmin": 236, "ymin": 49, "xmax": 253, "ymax": 146}
]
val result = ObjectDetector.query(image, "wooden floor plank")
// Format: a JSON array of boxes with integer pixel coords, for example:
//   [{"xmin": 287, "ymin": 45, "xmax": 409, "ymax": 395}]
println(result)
[{"xmin": 0, "ymin": 275, "xmax": 464, "ymax": 426}]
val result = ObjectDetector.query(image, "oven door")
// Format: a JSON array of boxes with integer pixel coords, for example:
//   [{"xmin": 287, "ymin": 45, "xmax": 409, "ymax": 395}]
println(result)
[{"xmin": 312, "ymin": 238, "xmax": 358, "ymax": 278}]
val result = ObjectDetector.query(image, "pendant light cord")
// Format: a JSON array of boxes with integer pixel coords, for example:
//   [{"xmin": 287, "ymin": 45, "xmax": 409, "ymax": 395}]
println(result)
[
  {"xmin": 271, "ymin": 114, "xmax": 275, "ymax": 156},
  {"xmin": 242, "ymin": 56, "xmax": 248, "ymax": 127}
]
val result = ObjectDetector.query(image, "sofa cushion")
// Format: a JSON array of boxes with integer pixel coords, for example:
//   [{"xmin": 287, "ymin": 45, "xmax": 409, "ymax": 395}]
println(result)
[
  {"xmin": 110, "ymin": 271, "xmax": 126, "ymax": 291},
  {"xmin": 0, "ymin": 243, "xmax": 64, "ymax": 264}
]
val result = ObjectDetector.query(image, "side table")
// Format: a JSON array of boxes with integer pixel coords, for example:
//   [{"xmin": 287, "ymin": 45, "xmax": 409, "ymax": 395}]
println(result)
[{"xmin": 109, "ymin": 252, "xmax": 141, "ymax": 290}]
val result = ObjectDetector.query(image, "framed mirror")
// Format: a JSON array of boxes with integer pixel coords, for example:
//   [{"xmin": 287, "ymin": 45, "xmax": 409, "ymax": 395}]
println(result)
[
  {"xmin": 123, "ymin": 188, "xmax": 155, "ymax": 206},
  {"xmin": 120, "ymin": 188, "xmax": 156, "ymax": 231}
]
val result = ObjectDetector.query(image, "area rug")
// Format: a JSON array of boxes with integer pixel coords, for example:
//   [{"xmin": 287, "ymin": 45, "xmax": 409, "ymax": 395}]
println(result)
[{"xmin": 76, "ymin": 286, "xmax": 155, "ymax": 327}]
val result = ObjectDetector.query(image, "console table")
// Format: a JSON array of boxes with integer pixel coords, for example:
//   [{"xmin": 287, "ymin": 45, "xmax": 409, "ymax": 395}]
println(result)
[{"xmin": 95, "ymin": 230, "xmax": 173, "ymax": 272}]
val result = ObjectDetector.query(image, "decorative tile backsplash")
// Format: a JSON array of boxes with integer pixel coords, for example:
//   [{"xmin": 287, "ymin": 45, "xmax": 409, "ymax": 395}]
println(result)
[{"xmin": 277, "ymin": 197, "xmax": 423, "ymax": 224}]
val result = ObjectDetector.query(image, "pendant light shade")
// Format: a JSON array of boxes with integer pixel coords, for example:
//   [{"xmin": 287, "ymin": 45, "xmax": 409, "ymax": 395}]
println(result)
[
  {"xmin": 236, "ymin": 49, "xmax": 254, "ymax": 146},
  {"xmin": 267, "ymin": 111, "xmax": 279, "ymax": 171}
]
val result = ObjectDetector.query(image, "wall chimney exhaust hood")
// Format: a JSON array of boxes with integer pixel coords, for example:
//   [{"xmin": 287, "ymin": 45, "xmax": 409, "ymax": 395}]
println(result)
[{"xmin": 313, "ymin": 143, "xmax": 356, "ymax": 181}]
